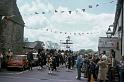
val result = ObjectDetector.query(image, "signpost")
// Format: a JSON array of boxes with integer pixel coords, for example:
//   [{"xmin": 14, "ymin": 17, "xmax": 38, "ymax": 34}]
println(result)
[{"xmin": 61, "ymin": 36, "xmax": 73, "ymax": 50}]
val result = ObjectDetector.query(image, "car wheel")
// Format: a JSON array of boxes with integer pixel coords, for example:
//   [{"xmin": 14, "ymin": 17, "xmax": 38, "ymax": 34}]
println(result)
[{"xmin": 6, "ymin": 67, "xmax": 10, "ymax": 71}]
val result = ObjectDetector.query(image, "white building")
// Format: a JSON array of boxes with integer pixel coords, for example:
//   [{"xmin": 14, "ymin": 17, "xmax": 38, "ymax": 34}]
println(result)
[{"xmin": 113, "ymin": 0, "xmax": 124, "ymax": 60}]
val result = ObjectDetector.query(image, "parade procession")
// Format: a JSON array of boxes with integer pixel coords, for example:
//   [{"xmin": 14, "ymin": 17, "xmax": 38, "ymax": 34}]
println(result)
[{"xmin": 0, "ymin": 0, "xmax": 124, "ymax": 82}]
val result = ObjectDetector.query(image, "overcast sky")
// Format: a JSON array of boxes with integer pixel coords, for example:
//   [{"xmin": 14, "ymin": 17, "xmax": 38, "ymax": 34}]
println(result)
[{"xmin": 17, "ymin": 0, "xmax": 117, "ymax": 51}]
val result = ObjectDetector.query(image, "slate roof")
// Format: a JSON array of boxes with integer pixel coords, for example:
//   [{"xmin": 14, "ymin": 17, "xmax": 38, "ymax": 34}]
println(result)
[
  {"xmin": 0, "ymin": 0, "xmax": 24, "ymax": 26},
  {"xmin": 25, "ymin": 41, "xmax": 44, "ymax": 49}
]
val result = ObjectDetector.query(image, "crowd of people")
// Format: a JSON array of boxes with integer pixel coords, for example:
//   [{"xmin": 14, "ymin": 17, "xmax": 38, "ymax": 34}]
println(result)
[
  {"xmin": 27, "ymin": 49, "xmax": 77, "ymax": 73},
  {"xmin": 0, "ymin": 48, "xmax": 124, "ymax": 82},
  {"xmin": 76, "ymin": 52, "xmax": 124, "ymax": 82},
  {"xmin": 0, "ymin": 49, "xmax": 13, "ymax": 70},
  {"xmin": 79, "ymin": 53, "xmax": 109, "ymax": 82}
]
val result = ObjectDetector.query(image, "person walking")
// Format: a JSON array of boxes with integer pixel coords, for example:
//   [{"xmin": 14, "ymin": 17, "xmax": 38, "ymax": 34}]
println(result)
[
  {"xmin": 7, "ymin": 49, "xmax": 13, "ymax": 61},
  {"xmin": 47, "ymin": 54, "xmax": 53, "ymax": 74},
  {"xmin": 52, "ymin": 56, "xmax": 57, "ymax": 72},
  {"xmin": 27, "ymin": 51, "xmax": 33, "ymax": 70},
  {"xmin": 111, "ymin": 49, "xmax": 115, "ymax": 67},
  {"xmin": 0, "ymin": 51, "xmax": 3, "ymax": 70},
  {"xmin": 119, "ymin": 56, "xmax": 124, "ymax": 82},
  {"xmin": 76, "ymin": 55, "xmax": 83, "ymax": 80},
  {"xmin": 97, "ymin": 55, "xmax": 108, "ymax": 82}
]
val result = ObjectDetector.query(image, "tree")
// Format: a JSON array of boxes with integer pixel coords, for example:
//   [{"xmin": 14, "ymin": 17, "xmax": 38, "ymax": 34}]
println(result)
[
  {"xmin": 85, "ymin": 49, "xmax": 94, "ymax": 54},
  {"xmin": 79, "ymin": 49, "xmax": 94, "ymax": 55}
]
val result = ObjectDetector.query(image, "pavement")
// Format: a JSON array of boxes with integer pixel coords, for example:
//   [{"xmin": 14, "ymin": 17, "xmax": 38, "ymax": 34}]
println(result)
[{"xmin": 0, "ymin": 66, "xmax": 88, "ymax": 82}]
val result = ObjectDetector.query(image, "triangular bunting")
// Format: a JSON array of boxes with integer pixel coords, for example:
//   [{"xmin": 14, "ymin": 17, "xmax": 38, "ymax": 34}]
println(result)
[
  {"xmin": 55, "ymin": 10, "xmax": 58, "ymax": 13},
  {"xmin": 89, "ymin": 5, "xmax": 93, "ymax": 8},
  {"xmin": 96, "ymin": 4, "xmax": 99, "ymax": 7},
  {"xmin": 35, "ymin": 12, "xmax": 39, "ymax": 14},
  {"xmin": 61, "ymin": 11, "xmax": 65, "ymax": 13},
  {"xmin": 82, "ymin": 9, "xmax": 85, "ymax": 12},
  {"xmin": 110, "ymin": 1, "xmax": 114, "ymax": 3},
  {"xmin": 46, "ymin": 29, "xmax": 48, "ymax": 31},
  {"xmin": 42, "ymin": 12, "xmax": 45, "ymax": 14},
  {"xmin": 69, "ymin": 11, "xmax": 72, "ymax": 14}
]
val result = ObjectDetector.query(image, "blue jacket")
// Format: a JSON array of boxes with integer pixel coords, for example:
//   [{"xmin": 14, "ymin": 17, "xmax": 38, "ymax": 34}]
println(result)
[{"xmin": 76, "ymin": 56, "xmax": 83, "ymax": 67}]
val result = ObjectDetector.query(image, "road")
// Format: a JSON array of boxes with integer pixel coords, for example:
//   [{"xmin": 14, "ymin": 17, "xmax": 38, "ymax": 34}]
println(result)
[{"xmin": 0, "ymin": 66, "xmax": 87, "ymax": 82}]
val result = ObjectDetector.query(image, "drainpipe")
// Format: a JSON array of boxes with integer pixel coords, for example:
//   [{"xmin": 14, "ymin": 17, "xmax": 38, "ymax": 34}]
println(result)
[{"xmin": 121, "ymin": 0, "xmax": 123, "ymax": 56}]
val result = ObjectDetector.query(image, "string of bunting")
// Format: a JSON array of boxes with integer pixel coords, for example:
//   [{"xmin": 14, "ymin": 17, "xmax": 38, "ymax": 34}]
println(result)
[
  {"xmin": 45, "ymin": 28, "xmax": 100, "ymax": 36},
  {"xmin": 33, "ymin": 0, "xmax": 115, "ymax": 15}
]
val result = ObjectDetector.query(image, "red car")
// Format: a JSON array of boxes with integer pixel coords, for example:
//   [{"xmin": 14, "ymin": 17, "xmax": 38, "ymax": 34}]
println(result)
[{"xmin": 7, "ymin": 55, "xmax": 29, "ymax": 70}]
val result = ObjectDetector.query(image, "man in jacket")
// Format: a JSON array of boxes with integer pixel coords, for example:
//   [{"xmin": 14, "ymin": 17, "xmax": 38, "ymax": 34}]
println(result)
[{"xmin": 76, "ymin": 55, "xmax": 83, "ymax": 80}]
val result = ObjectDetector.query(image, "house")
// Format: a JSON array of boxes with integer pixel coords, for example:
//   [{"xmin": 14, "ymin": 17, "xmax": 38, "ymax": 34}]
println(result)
[
  {"xmin": 0, "ymin": 0, "xmax": 24, "ymax": 53},
  {"xmin": 24, "ymin": 41, "xmax": 45, "ymax": 52},
  {"xmin": 112, "ymin": 0, "xmax": 123, "ymax": 60},
  {"xmin": 98, "ymin": 37, "xmax": 120, "ymax": 61}
]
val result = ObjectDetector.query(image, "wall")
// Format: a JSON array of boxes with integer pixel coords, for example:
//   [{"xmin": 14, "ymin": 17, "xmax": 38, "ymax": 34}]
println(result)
[
  {"xmin": 0, "ymin": 18, "xmax": 24, "ymax": 53},
  {"xmin": 0, "ymin": 0, "xmax": 24, "ymax": 53},
  {"xmin": 122, "ymin": 0, "xmax": 124, "ymax": 56}
]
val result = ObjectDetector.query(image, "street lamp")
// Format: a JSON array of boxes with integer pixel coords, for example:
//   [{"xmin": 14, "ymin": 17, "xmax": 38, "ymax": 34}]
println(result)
[{"xmin": 106, "ymin": 27, "xmax": 113, "ymax": 38}]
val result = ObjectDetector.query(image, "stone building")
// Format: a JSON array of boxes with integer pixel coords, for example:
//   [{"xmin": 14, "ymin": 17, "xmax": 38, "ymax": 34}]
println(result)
[
  {"xmin": 112, "ymin": 0, "xmax": 123, "ymax": 59},
  {"xmin": 0, "ymin": 0, "xmax": 24, "ymax": 53}
]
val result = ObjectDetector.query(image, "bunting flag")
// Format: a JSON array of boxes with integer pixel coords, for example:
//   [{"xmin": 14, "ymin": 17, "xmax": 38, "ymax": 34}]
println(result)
[
  {"xmin": 45, "ymin": 28, "xmax": 100, "ymax": 35},
  {"xmin": 61, "ymin": 11, "xmax": 65, "ymax": 13},
  {"xmin": 89, "ymin": 5, "xmax": 93, "ymax": 8},
  {"xmin": 31, "ymin": 0, "xmax": 115, "ymax": 16},
  {"xmin": 46, "ymin": 29, "xmax": 48, "ymax": 31},
  {"xmin": 110, "ymin": 1, "xmax": 114, "ymax": 3},
  {"xmin": 68, "ymin": 11, "xmax": 72, "ymax": 14},
  {"xmin": 96, "ymin": 4, "xmax": 99, "ymax": 7},
  {"xmin": 55, "ymin": 10, "xmax": 58, "ymax": 13},
  {"xmin": 42, "ymin": 12, "xmax": 45, "ymax": 14},
  {"xmin": 82, "ymin": 9, "xmax": 86, "ymax": 12},
  {"xmin": 79, "ymin": 33, "xmax": 81, "ymax": 35},
  {"xmin": 35, "ymin": 12, "xmax": 39, "ymax": 14},
  {"xmin": 44, "ymin": 28, "xmax": 101, "ymax": 36},
  {"xmin": 74, "ymin": 33, "xmax": 76, "ymax": 35}
]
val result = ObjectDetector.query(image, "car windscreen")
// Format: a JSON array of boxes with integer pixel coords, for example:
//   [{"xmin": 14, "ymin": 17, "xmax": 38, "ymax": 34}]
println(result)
[{"xmin": 12, "ymin": 56, "xmax": 24, "ymax": 60}]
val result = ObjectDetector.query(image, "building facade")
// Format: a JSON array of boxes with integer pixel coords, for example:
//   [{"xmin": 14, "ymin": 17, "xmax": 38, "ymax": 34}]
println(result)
[
  {"xmin": 113, "ymin": 0, "xmax": 123, "ymax": 59},
  {"xmin": 24, "ymin": 41, "xmax": 45, "ymax": 52},
  {"xmin": 98, "ymin": 37, "xmax": 120, "ymax": 61},
  {"xmin": 0, "ymin": 0, "xmax": 24, "ymax": 53}
]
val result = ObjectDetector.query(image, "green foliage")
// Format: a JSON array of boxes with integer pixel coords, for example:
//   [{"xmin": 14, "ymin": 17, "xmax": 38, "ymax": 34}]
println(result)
[{"xmin": 79, "ymin": 49, "xmax": 95, "ymax": 55}]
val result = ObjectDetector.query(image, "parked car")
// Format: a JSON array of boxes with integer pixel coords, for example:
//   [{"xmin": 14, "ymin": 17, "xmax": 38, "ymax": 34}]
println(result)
[{"xmin": 7, "ymin": 55, "xmax": 29, "ymax": 70}]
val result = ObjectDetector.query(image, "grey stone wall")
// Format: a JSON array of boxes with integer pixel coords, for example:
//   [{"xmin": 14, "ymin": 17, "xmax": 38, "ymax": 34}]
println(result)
[
  {"xmin": 0, "ymin": 18, "xmax": 24, "ymax": 53},
  {"xmin": 0, "ymin": 0, "xmax": 24, "ymax": 53}
]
